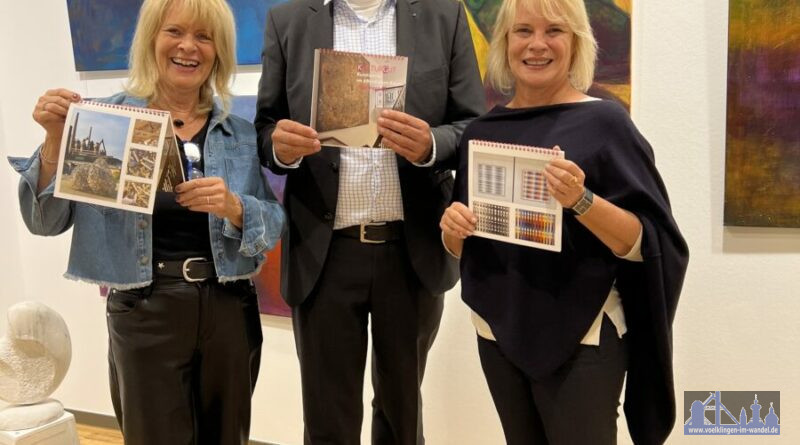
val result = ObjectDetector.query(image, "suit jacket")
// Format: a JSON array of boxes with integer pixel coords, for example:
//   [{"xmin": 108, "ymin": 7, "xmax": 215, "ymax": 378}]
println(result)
[{"xmin": 254, "ymin": 0, "xmax": 485, "ymax": 306}]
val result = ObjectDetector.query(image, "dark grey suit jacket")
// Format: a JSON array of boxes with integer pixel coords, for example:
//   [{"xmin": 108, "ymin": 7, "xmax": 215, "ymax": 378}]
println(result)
[{"xmin": 255, "ymin": 0, "xmax": 485, "ymax": 306}]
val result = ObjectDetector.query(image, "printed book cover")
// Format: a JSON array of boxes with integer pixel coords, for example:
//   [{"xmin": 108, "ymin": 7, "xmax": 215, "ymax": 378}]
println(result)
[
  {"xmin": 468, "ymin": 140, "xmax": 564, "ymax": 252},
  {"xmin": 310, "ymin": 49, "xmax": 408, "ymax": 148},
  {"xmin": 54, "ymin": 101, "xmax": 184, "ymax": 214}
]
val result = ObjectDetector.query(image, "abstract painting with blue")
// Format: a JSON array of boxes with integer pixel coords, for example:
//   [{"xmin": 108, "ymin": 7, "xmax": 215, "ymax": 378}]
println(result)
[{"xmin": 67, "ymin": 0, "xmax": 287, "ymax": 71}]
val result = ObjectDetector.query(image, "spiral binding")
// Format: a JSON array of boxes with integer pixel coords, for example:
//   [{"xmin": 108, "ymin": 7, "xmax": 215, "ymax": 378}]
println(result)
[
  {"xmin": 470, "ymin": 139, "xmax": 561, "ymax": 158},
  {"xmin": 317, "ymin": 48, "xmax": 407, "ymax": 61},
  {"xmin": 80, "ymin": 100, "xmax": 168, "ymax": 117}
]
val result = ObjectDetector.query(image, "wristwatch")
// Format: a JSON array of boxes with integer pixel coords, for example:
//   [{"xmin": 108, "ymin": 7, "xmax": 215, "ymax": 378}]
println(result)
[{"xmin": 568, "ymin": 188, "xmax": 594, "ymax": 216}]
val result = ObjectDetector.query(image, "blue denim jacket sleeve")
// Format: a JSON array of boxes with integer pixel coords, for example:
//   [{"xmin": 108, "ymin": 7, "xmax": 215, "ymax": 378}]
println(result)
[
  {"xmin": 8, "ymin": 147, "xmax": 74, "ymax": 236},
  {"xmin": 218, "ymin": 116, "xmax": 286, "ymax": 258},
  {"xmin": 221, "ymin": 178, "xmax": 285, "ymax": 257}
]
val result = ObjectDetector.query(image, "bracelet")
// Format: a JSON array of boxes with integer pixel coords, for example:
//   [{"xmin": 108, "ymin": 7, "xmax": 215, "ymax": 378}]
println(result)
[
  {"xmin": 568, "ymin": 188, "xmax": 594, "ymax": 216},
  {"xmin": 39, "ymin": 149, "xmax": 58, "ymax": 165}
]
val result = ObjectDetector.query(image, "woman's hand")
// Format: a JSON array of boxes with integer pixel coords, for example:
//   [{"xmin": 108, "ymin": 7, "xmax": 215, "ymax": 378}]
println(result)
[
  {"xmin": 543, "ymin": 147, "xmax": 643, "ymax": 256},
  {"xmin": 33, "ymin": 89, "xmax": 81, "ymax": 193},
  {"xmin": 440, "ymin": 202, "xmax": 476, "ymax": 258},
  {"xmin": 33, "ymin": 89, "xmax": 81, "ymax": 141},
  {"xmin": 543, "ymin": 146, "xmax": 586, "ymax": 209},
  {"xmin": 440, "ymin": 202, "xmax": 477, "ymax": 239},
  {"xmin": 175, "ymin": 177, "xmax": 244, "ymax": 228}
]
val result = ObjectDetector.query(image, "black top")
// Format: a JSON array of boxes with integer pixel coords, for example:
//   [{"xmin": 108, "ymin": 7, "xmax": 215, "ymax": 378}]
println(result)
[
  {"xmin": 152, "ymin": 118, "xmax": 212, "ymax": 260},
  {"xmin": 454, "ymin": 100, "xmax": 689, "ymax": 445}
]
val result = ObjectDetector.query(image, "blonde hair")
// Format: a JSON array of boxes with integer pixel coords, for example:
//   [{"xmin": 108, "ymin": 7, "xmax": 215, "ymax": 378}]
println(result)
[
  {"xmin": 486, "ymin": 0, "xmax": 597, "ymax": 95},
  {"xmin": 125, "ymin": 0, "xmax": 236, "ymax": 116}
]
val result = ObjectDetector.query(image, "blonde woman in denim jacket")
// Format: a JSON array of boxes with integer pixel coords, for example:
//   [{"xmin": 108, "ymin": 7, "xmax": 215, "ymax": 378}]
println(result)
[{"xmin": 7, "ymin": 0, "xmax": 285, "ymax": 443}]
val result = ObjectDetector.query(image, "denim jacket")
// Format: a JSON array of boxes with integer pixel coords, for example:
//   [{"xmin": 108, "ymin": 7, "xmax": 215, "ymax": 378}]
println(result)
[{"xmin": 9, "ymin": 93, "xmax": 285, "ymax": 289}]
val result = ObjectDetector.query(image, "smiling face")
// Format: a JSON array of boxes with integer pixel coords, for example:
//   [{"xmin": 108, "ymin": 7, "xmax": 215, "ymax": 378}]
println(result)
[
  {"xmin": 154, "ymin": 4, "xmax": 216, "ymax": 97},
  {"xmin": 507, "ymin": 4, "xmax": 575, "ymax": 104}
]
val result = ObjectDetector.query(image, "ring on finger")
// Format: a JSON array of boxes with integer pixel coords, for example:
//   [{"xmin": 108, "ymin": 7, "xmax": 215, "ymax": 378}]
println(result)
[
  {"xmin": 570, "ymin": 175, "xmax": 579, "ymax": 187},
  {"xmin": 206, "ymin": 196, "xmax": 210, "ymax": 205}
]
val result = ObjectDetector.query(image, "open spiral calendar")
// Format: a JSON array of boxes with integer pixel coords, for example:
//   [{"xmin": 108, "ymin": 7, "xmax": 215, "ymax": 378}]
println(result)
[
  {"xmin": 53, "ymin": 101, "xmax": 185, "ymax": 214},
  {"xmin": 468, "ymin": 140, "xmax": 564, "ymax": 252}
]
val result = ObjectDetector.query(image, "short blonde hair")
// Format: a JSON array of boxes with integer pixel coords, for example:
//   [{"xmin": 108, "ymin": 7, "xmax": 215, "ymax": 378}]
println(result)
[
  {"xmin": 126, "ymin": 0, "xmax": 236, "ymax": 116},
  {"xmin": 486, "ymin": 0, "xmax": 597, "ymax": 95}
]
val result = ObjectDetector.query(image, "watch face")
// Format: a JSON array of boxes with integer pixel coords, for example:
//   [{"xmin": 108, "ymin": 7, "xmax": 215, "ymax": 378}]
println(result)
[{"xmin": 572, "ymin": 189, "xmax": 594, "ymax": 215}]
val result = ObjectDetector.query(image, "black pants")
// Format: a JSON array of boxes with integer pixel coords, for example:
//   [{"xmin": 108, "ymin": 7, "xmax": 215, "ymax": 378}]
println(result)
[
  {"xmin": 106, "ymin": 277, "xmax": 262, "ymax": 445},
  {"xmin": 477, "ymin": 316, "xmax": 628, "ymax": 445},
  {"xmin": 293, "ymin": 235, "xmax": 444, "ymax": 445}
]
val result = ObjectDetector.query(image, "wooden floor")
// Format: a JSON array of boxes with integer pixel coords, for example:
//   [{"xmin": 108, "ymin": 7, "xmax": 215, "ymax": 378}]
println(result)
[{"xmin": 77, "ymin": 424, "xmax": 123, "ymax": 445}]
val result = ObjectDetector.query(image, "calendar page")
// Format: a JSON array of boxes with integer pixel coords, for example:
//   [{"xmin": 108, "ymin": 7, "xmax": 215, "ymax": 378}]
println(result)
[
  {"xmin": 53, "ymin": 101, "xmax": 184, "ymax": 214},
  {"xmin": 310, "ymin": 49, "xmax": 407, "ymax": 148},
  {"xmin": 467, "ymin": 140, "xmax": 564, "ymax": 252}
]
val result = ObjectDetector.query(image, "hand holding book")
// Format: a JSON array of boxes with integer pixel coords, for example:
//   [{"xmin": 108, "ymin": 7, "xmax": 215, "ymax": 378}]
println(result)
[
  {"xmin": 33, "ymin": 89, "xmax": 82, "ymax": 142},
  {"xmin": 272, "ymin": 119, "xmax": 321, "ymax": 165},
  {"xmin": 174, "ymin": 177, "xmax": 244, "ymax": 228},
  {"xmin": 376, "ymin": 110, "xmax": 433, "ymax": 163},
  {"xmin": 542, "ymin": 146, "xmax": 586, "ymax": 209},
  {"xmin": 440, "ymin": 202, "xmax": 477, "ymax": 258},
  {"xmin": 32, "ymin": 88, "xmax": 83, "ymax": 193}
]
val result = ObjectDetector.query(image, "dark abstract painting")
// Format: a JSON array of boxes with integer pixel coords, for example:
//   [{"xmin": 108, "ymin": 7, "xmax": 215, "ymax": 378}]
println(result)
[
  {"xmin": 462, "ymin": 0, "xmax": 632, "ymax": 108},
  {"xmin": 724, "ymin": 1, "xmax": 800, "ymax": 227},
  {"xmin": 66, "ymin": 0, "xmax": 286, "ymax": 71}
]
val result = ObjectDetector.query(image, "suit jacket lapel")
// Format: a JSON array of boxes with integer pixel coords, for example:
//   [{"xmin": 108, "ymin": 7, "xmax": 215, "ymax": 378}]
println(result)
[
  {"xmin": 304, "ymin": 0, "xmax": 339, "ymax": 165},
  {"xmin": 395, "ymin": 0, "xmax": 417, "ymax": 68},
  {"xmin": 307, "ymin": 0, "xmax": 334, "ymax": 56},
  {"xmin": 395, "ymin": 0, "xmax": 418, "ymax": 170}
]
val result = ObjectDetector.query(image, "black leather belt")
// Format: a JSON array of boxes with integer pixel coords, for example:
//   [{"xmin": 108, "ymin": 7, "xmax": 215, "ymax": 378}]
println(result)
[
  {"xmin": 335, "ymin": 221, "xmax": 403, "ymax": 244},
  {"xmin": 153, "ymin": 257, "xmax": 216, "ymax": 282}
]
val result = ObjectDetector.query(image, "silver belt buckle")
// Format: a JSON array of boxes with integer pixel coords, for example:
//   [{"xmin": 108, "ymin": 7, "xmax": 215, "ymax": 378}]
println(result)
[
  {"xmin": 182, "ymin": 257, "xmax": 208, "ymax": 282},
  {"xmin": 359, "ymin": 222, "xmax": 386, "ymax": 244}
]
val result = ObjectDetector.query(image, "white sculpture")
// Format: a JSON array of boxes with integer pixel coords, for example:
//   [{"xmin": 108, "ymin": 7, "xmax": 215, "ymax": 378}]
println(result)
[{"xmin": 0, "ymin": 302, "xmax": 72, "ymax": 431}]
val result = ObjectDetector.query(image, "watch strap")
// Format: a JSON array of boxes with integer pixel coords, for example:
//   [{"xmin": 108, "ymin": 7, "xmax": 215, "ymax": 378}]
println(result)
[{"xmin": 569, "ymin": 188, "xmax": 594, "ymax": 216}]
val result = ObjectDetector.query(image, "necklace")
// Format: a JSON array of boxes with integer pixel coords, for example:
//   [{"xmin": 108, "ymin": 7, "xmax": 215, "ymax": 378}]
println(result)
[
  {"xmin": 168, "ymin": 108, "xmax": 202, "ymax": 128},
  {"xmin": 150, "ymin": 100, "xmax": 201, "ymax": 129}
]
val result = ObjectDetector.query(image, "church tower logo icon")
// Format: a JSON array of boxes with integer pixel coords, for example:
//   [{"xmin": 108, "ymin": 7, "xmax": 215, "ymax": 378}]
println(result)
[{"xmin": 684, "ymin": 391, "xmax": 780, "ymax": 435}]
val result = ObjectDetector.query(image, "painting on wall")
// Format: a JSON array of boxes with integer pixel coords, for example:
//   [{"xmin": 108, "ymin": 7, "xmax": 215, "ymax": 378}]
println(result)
[
  {"xmin": 66, "ymin": 0, "xmax": 286, "ymax": 71},
  {"xmin": 230, "ymin": 96, "xmax": 291, "ymax": 317},
  {"xmin": 462, "ymin": 0, "xmax": 632, "ymax": 109},
  {"xmin": 724, "ymin": 1, "xmax": 800, "ymax": 228}
]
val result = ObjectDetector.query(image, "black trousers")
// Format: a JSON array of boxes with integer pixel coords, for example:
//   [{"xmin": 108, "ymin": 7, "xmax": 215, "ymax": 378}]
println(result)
[
  {"xmin": 477, "ymin": 316, "xmax": 628, "ymax": 445},
  {"xmin": 293, "ymin": 235, "xmax": 444, "ymax": 445},
  {"xmin": 106, "ymin": 277, "xmax": 262, "ymax": 445}
]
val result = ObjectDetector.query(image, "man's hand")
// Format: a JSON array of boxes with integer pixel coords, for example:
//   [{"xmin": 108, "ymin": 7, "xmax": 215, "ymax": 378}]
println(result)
[
  {"xmin": 377, "ymin": 110, "xmax": 433, "ymax": 163},
  {"xmin": 272, "ymin": 119, "xmax": 321, "ymax": 165}
]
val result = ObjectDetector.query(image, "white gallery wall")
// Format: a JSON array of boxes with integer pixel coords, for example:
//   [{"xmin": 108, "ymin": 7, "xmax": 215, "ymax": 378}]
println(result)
[{"xmin": 0, "ymin": 1, "xmax": 798, "ymax": 444}]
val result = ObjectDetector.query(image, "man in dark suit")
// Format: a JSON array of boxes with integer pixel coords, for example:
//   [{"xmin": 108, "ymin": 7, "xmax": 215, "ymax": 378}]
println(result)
[{"xmin": 255, "ymin": 0, "xmax": 484, "ymax": 443}]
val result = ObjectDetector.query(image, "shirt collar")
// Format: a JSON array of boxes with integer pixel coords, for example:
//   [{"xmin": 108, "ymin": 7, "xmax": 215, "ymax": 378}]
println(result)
[{"xmin": 323, "ymin": 0, "xmax": 396, "ymax": 10}]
